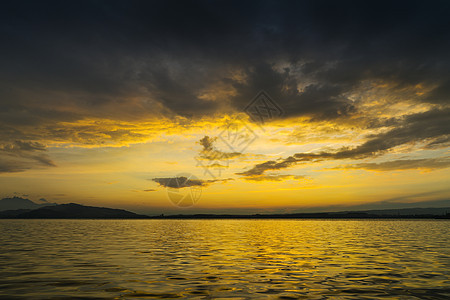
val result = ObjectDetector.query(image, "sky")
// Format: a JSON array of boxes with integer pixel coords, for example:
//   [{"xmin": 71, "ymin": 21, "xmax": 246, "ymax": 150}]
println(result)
[{"xmin": 0, "ymin": 0, "xmax": 449, "ymax": 214}]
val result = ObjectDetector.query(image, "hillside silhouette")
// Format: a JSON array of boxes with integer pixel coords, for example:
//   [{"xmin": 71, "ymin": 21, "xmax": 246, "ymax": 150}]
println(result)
[
  {"xmin": 0, "ymin": 202, "xmax": 148, "ymax": 219},
  {"xmin": 0, "ymin": 197, "xmax": 448, "ymax": 219}
]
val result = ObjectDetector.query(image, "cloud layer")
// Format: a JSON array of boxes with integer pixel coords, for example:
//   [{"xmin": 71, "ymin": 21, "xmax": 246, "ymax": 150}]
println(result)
[
  {"xmin": 1, "ymin": 0, "xmax": 449, "ymax": 124},
  {"xmin": 238, "ymin": 108, "xmax": 450, "ymax": 176},
  {"xmin": 335, "ymin": 157, "xmax": 450, "ymax": 171},
  {"xmin": 1, "ymin": 0, "xmax": 449, "ymax": 177}
]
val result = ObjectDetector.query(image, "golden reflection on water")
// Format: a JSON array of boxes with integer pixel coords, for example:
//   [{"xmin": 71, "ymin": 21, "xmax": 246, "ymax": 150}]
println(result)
[{"xmin": 0, "ymin": 220, "xmax": 449, "ymax": 299}]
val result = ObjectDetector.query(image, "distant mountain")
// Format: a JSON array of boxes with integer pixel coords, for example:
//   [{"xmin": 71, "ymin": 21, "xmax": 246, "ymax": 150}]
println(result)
[
  {"xmin": 0, "ymin": 197, "xmax": 56, "ymax": 211},
  {"xmin": 147, "ymin": 207, "xmax": 450, "ymax": 219},
  {"xmin": 1, "ymin": 200, "xmax": 448, "ymax": 219},
  {"xmin": 0, "ymin": 203, "xmax": 149, "ymax": 219},
  {"xmin": 341, "ymin": 207, "xmax": 450, "ymax": 216}
]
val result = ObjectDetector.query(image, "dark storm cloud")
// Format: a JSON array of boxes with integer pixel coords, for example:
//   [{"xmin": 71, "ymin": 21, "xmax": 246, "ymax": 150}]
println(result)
[
  {"xmin": 229, "ymin": 63, "xmax": 358, "ymax": 120},
  {"xmin": 238, "ymin": 108, "xmax": 450, "ymax": 176},
  {"xmin": 425, "ymin": 81, "xmax": 450, "ymax": 104},
  {"xmin": 1, "ymin": 0, "xmax": 450, "ymax": 151}
]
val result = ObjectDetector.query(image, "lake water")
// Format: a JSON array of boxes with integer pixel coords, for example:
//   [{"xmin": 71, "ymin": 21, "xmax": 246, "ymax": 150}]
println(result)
[{"xmin": 0, "ymin": 219, "xmax": 449, "ymax": 299}]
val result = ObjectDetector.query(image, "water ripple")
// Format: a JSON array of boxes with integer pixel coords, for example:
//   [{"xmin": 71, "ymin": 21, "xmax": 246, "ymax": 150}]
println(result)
[{"xmin": 0, "ymin": 219, "xmax": 449, "ymax": 299}]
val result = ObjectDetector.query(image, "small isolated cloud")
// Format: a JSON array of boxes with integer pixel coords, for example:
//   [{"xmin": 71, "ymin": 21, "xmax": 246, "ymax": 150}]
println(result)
[
  {"xmin": 152, "ymin": 176, "xmax": 232, "ymax": 189},
  {"xmin": 334, "ymin": 157, "xmax": 450, "ymax": 171},
  {"xmin": 242, "ymin": 174, "xmax": 305, "ymax": 182},
  {"xmin": 198, "ymin": 136, "xmax": 241, "ymax": 161}
]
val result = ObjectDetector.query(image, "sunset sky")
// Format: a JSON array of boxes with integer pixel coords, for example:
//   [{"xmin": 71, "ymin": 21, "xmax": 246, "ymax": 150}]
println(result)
[{"xmin": 1, "ymin": 0, "xmax": 449, "ymax": 214}]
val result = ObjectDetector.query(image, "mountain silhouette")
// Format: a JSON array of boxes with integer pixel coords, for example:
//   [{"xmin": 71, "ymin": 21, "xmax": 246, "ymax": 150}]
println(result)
[
  {"xmin": 0, "ymin": 203, "xmax": 148, "ymax": 219},
  {"xmin": 0, "ymin": 197, "xmax": 56, "ymax": 211},
  {"xmin": 0, "ymin": 197, "xmax": 448, "ymax": 219}
]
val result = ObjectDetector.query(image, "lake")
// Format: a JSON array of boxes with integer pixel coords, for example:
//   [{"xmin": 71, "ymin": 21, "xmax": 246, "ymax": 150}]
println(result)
[{"xmin": 0, "ymin": 219, "xmax": 449, "ymax": 299}]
